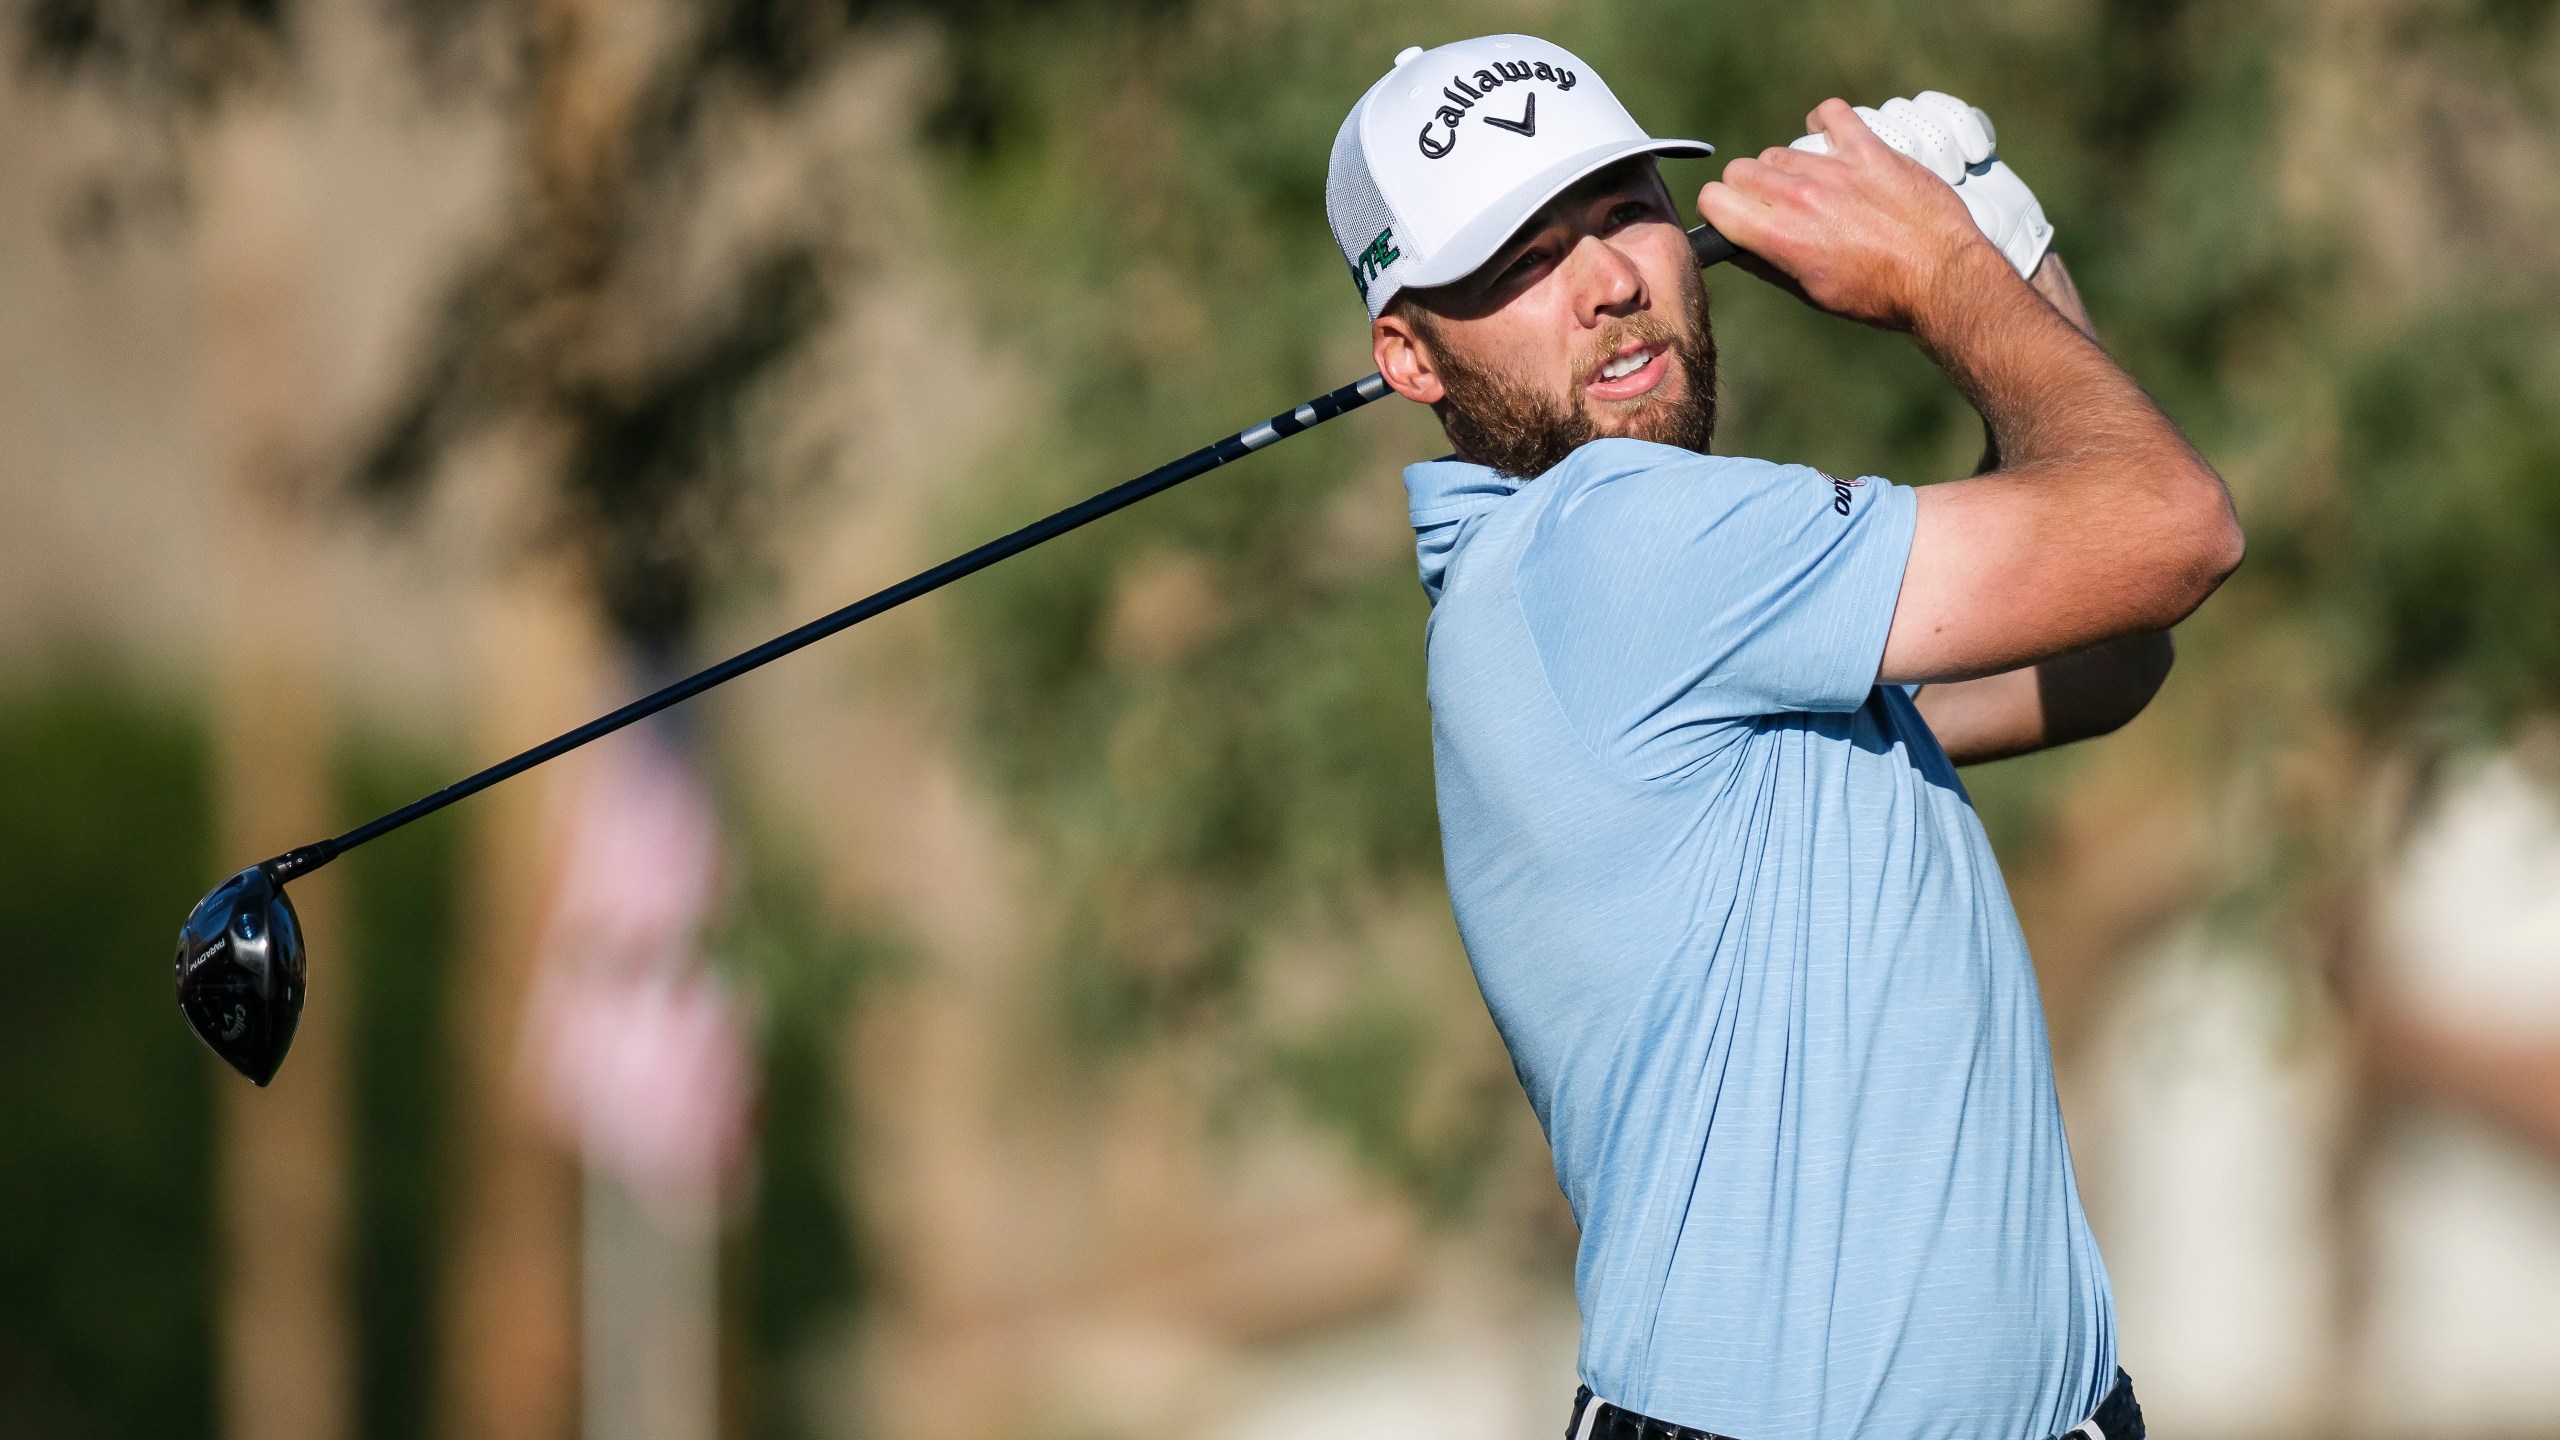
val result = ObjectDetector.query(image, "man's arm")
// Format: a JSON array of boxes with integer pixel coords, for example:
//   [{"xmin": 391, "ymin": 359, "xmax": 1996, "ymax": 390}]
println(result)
[
  {"xmin": 1910, "ymin": 630, "xmax": 2174, "ymax": 764},
  {"xmin": 1700, "ymin": 100, "xmax": 2243, "ymax": 690},
  {"xmin": 1913, "ymin": 253, "xmax": 2181, "ymax": 765}
]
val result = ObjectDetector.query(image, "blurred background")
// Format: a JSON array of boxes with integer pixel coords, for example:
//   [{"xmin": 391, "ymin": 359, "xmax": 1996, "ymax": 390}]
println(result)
[{"xmin": 6, "ymin": 0, "xmax": 2560, "ymax": 1437}]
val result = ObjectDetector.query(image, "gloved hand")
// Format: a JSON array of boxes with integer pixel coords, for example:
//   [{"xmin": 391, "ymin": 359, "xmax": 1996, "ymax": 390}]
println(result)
[{"xmin": 1788, "ymin": 92, "xmax": 2053, "ymax": 280}]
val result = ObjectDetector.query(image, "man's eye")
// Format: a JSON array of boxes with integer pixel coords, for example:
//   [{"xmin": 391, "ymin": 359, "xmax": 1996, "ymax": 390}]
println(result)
[
  {"xmin": 1498, "ymin": 248, "xmax": 1548, "ymax": 283},
  {"xmin": 1604, "ymin": 201, "xmax": 1651, "ymax": 229}
]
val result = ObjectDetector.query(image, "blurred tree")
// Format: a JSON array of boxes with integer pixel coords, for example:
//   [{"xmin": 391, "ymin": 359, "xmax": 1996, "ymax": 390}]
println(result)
[
  {"xmin": 351, "ymin": 0, "xmax": 838, "ymax": 653},
  {"xmin": 921, "ymin": 0, "xmax": 1551, "ymax": 1215},
  {"xmin": 340, "ymin": 0, "xmax": 884, "ymax": 1433},
  {"xmin": 711, "ymin": 856, "xmax": 886, "ymax": 1440},
  {"xmin": 17, "ymin": 0, "xmax": 878, "ymax": 1430},
  {"xmin": 908, "ymin": 0, "xmax": 2560, "ymax": 1241},
  {"xmin": 336, "ymin": 749, "xmax": 469, "ymax": 1440},
  {"xmin": 0, "ymin": 682, "xmax": 214, "ymax": 1440},
  {"xmin": 15, "ymin": 7, "xmax": 357, "ymax": 1440},
  {"xmin": 195, "ymin": 105, "xmax": 357, "ymax": 1440},
  {"xmin": 17, "ymin": 0, "xmax": 2560, "ymax": 1431}
]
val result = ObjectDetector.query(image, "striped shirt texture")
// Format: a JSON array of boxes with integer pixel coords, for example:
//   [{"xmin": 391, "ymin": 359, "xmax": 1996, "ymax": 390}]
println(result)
[{"xmin": 1408, "ymin": 438, "xmax": 2116, "ymax": 1440}]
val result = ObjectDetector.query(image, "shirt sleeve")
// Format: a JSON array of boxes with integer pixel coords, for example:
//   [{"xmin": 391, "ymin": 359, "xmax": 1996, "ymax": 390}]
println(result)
[{"xmin": 1515, "ymin": 446, "xmax": 1917, "ymax": 780}]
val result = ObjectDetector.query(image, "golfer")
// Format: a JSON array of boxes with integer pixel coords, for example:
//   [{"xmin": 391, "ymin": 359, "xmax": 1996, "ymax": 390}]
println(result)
[{"xmin": 1328, "ymin": 36, "xmax": 2241, "ymax": 1440}]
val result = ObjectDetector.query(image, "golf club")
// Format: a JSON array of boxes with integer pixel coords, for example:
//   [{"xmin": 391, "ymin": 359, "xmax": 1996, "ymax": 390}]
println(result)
[{"xmin": 175, "ymin": 222, "xmax": 1742, "ymax": 1085}]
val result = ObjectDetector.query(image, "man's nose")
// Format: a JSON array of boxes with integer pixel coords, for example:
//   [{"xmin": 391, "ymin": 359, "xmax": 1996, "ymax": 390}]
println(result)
[{"xmin": 1566, "ymin": 235, "xmax": 1646, "ymax": 325}]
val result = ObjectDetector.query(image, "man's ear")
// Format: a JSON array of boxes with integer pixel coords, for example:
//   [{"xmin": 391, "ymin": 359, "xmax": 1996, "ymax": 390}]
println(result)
[{"xmin": 1373, "ymin": 309, "xmax": 1447, "ymax": 405}]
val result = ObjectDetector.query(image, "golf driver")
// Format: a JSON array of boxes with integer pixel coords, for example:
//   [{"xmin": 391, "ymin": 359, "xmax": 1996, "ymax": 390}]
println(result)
[{"xmin": 175, "ymin": 222, "xmax": 1742, "ymax": 1085}]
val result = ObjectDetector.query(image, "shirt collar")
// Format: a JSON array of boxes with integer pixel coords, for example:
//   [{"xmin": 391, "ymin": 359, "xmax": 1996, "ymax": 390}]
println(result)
[
  {"xmin": 1404, "ymin": 455, "xmax": 1524, "ymax": 604},
  {"xmin": 1404, "ymin": 455, "xmax": 1520, "ymax": 530}
]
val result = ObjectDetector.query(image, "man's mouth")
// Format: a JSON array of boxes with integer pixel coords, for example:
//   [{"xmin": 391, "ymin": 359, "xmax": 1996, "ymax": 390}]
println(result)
[{"xmin": 1586, "ymin": 339, "xmax": 1671, "ymax": 401}]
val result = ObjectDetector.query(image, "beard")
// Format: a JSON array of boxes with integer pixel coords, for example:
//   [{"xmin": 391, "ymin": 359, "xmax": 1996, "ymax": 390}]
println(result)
[{"xmin": 1428, "ymin": 268, "xmax": 1718, "ymax": 481}]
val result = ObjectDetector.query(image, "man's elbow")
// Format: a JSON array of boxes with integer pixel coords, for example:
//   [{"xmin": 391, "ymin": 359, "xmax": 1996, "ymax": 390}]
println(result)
[
  {"xmin": 2195, "ymin": 483, "xmax": 2247, "ymax": 587},
  {"xmin": 2157, "ymin": 460, "xmax": 2244, "ymax": 625}
]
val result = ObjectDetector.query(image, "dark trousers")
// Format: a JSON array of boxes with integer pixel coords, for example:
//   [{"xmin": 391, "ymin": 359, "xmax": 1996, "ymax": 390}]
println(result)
[{"xmin": 1566, "ymin": 1368, "xmax": 2146, "ymax": 1440}]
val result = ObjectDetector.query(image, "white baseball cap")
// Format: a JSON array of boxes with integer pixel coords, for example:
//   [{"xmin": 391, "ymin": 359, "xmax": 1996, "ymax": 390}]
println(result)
[{"xmin": 1326, "ymin": 35, "xmax": 1712, "ymax": 319}]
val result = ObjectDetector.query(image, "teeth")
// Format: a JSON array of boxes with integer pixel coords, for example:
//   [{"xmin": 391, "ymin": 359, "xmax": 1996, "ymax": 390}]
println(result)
[{"xmin": 1600, "ymin": 348, "xmax": 1651, "ymax": 382}]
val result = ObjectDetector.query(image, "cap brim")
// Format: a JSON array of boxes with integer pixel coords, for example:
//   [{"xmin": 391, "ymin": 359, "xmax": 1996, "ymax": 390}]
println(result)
[{"xmin": 1401, "ymin": 137, "xmax": 1717, "ymax": 292}]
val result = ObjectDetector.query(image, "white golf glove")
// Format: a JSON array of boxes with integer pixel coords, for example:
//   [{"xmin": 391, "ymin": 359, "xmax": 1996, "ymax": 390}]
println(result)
[{"xmin": 1788, "ymin": 92, "xmax": 2054, "ymax": 280}]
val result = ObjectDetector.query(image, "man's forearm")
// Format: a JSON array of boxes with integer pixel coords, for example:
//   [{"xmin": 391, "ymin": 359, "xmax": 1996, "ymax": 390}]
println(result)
[
  {"xmin": 1916, "ymin": 247, "xmax": 2179, "ymax": 483},
  {"xmin": 1919, "ymin": 257, "xmax": 2185, "ymax": 762},
  {"xmin": 1879, "ymin": 246, "xmax": 2242, "ymax": 683},
  {"xmin": 1976, "ymin": 254, "xmax": 2097, "ymax": 474},
  {"xmin": 1915, "ymin": 630, "xmax": 2174, "ymax": 765},
  {"xmin": 1706, "ymin": 98, "xmax": 2242, "ymax": 683}
]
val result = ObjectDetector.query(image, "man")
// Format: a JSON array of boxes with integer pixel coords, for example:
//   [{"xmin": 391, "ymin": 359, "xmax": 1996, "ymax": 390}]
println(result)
[{"xmin": 1325, "ymin": 36, "xmax": 2242, "ymax": 1440}]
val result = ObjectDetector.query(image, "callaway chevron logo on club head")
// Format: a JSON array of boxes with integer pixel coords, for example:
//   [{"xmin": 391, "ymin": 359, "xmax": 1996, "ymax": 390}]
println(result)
[{"xmin": 175, "ymin": 865, "xmax": 306, "ymax": 1085}]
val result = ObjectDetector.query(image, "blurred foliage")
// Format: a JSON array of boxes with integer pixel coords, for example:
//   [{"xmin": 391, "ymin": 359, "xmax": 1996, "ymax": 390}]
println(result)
[
  {"xmin": 347, "ymin": 0, "xmax": 860, "ymax": 651},
  {"xmin": 11, "ymin": 0, "xmax": 290, "ymax": 247},
  {"xmin": 0, "ymin": 680, "xmax": 879, "ymax": 1440},
  {"xmin": 336, "ymin": 746, "xmax": 469, "ymax": 1440},
  {"xmin": 908, "ymin": 0, "xmax": 2560, "ymax": 1199},
  {"xmin": 359, "ymin": 241, "xmax": 830, "ymax": 649},
  {"xmin": 0, "ymin": 678, "xmax": 214, "ymax": 1440},
  {"xmin": 0, "ymin": 690, "xmax": 478, "ymax": 1440},
  {"xmin": 712, "ymin": 848, "xmax": 896, "ymax": 1440},
  {"xmin": 15, "ymin": 0, "xmax": 287, "ymax": 108},
  {"xmin": 2334, "ymin": 309, "xmax": 2560, "ymax": 725},
  {"xmin": 15, "ymin": 0, "xmax": 2560, "ymax": 1423},
  {"xmin": 336, "ymin": 733, "xmax": 888, "ymax": 1440}
]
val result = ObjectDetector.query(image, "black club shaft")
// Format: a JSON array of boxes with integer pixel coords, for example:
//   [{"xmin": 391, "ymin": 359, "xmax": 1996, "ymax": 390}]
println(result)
[{"xmin": 256, "ymin": 223, "xmax": 1738, "ymax": 885}]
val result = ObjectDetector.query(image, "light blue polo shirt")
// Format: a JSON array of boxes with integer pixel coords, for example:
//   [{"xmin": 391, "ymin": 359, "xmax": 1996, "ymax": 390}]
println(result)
[{"xmin": 1411, "ymin": 438, "xmax": 2116, "ymax": 1440}]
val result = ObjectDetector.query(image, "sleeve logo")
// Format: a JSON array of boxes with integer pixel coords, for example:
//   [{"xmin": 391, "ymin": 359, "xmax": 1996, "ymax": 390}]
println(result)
[{"xmin": 1819, "ymin": 471, "xmax": 1864, "ymax": 516}]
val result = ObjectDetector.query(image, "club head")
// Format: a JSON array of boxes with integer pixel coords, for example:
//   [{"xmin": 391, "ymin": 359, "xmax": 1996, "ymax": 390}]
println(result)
[{"xmin": 174, "ymin": 865, "xmax": 306, "ymax": 1086}]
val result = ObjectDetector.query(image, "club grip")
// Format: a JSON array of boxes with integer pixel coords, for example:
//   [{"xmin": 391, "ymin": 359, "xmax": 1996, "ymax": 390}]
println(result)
[{"xmin": 1688, "ymin": 222, "xmax": 1740, "ymax": 269}]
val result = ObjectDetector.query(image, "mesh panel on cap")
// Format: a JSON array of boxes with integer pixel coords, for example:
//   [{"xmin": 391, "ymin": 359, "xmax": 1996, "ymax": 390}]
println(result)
[{"xmin": 1326, "ymin": 106, "xmax": 1408, "ymax": 320}]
